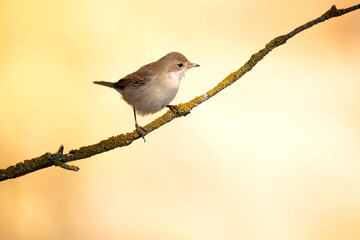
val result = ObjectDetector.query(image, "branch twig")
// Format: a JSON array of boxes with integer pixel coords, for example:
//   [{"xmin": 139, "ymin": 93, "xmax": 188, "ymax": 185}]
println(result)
[
  {"xmin": 1, "ymin": 4, "xmax": 359, "ymax": 182},
  {"xmin": 51, "ymin": 145, "xmax": 79, "ymax": 172}
]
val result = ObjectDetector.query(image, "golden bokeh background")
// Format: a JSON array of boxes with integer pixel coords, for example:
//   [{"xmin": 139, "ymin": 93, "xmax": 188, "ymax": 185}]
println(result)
[{"xmin": 1, "ymin": 0, "xmax": 360, "ymax": 239}]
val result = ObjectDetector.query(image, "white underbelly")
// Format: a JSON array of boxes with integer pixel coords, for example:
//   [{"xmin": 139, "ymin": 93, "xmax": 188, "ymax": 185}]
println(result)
[{"xmin": 121, "ymin": 76, "xmax": 180, "ymax": 116}]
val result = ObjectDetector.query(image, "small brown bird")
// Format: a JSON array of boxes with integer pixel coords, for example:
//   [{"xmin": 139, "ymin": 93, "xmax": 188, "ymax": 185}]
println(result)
[{"xmin": 94, "ymin": 52, "xmax": 199, "ymax": 141}]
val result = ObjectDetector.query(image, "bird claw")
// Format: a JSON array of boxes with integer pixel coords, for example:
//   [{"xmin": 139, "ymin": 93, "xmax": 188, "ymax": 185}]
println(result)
[
  {"xmin": 167, "ymin": 104, "xmax": 180, "ymax": 113},
  {"xmin": 135, "ymin": 124, "xmax": 147, "ymax": 142},
  {"xmin": 167, "ymin": 104, "xmax": 190, "ymax": 116}
]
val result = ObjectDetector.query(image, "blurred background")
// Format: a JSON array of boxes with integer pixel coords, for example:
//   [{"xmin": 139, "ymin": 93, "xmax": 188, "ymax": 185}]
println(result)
[{"xmin": 1, "ymin": 0, "xmax": 360, "ymax": 239}]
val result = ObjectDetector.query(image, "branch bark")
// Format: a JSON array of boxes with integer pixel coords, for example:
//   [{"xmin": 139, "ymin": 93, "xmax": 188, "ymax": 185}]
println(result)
[{"xmin": 1, "ymin": 4, "xmax": 359, "ymax": 182}]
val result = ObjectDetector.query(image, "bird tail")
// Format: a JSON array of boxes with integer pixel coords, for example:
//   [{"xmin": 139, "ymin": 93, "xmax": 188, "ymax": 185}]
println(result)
[{"xmin": 93, "ymin": 81, "xmax": 115, "ymax": 88}]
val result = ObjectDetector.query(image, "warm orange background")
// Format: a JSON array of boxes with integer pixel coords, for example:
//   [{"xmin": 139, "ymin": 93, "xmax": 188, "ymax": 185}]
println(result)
[{"xmin": 1, "ymin": 0, "xmax": 360, "ymax": 239}]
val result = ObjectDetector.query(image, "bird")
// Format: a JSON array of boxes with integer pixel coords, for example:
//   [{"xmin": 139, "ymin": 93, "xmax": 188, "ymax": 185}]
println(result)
[{"xmin": 94, "ymin": 52, "xmax": 199, "ymax": 141}]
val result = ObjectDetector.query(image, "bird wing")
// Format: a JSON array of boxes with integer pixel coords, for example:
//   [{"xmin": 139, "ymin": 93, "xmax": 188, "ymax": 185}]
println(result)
[{"xmin": 114, "ymin": 66, "xmax": 156, "ymax": 90}]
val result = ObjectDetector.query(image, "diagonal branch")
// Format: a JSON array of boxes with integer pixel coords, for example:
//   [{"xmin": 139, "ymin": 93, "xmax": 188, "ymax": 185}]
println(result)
[{"xmin": 1, "ymin": 4, "xmax": 359, "ymax": 182}]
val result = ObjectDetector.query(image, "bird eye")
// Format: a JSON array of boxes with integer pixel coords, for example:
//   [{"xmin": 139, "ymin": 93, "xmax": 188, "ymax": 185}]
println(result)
[{"xmin": 177, "ymin": 63, "xmax": 183, "ymax": 68}]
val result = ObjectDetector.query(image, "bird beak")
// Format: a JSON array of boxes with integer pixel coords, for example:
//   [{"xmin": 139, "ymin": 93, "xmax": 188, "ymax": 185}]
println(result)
[{"xmin": 187, "ymin": 63, "xmax": 200, "ymax": 68}]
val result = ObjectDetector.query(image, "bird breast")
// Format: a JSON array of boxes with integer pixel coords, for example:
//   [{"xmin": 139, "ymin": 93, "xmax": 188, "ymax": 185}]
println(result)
[{"xmin": 121, "ymin": 73, "xmax": 181, "ymax": 116}]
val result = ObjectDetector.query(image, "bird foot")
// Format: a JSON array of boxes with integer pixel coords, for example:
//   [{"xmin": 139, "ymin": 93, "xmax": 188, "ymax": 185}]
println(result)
[
  {"xmin": 135, "ymin": 124, "xmax": 147, "ymax": 142},
  {"xmin": 167, "ymin": 104, "xmax": 180, "ymax": 113},
  {"xmin": 167, "ymin": 104, "xmax": 190, "ymax": 116}
]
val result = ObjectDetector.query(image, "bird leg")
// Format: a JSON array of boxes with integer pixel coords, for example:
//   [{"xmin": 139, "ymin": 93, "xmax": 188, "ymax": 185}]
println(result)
[{"xmin": 133, "ymin": 108, "xmax": 146, "ymax": 142}]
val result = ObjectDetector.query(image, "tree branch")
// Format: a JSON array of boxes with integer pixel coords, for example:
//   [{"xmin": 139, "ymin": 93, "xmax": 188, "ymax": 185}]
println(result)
[{"xmin": 1, "ymin": 4, "xmax": 359, "ymax": 182}]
